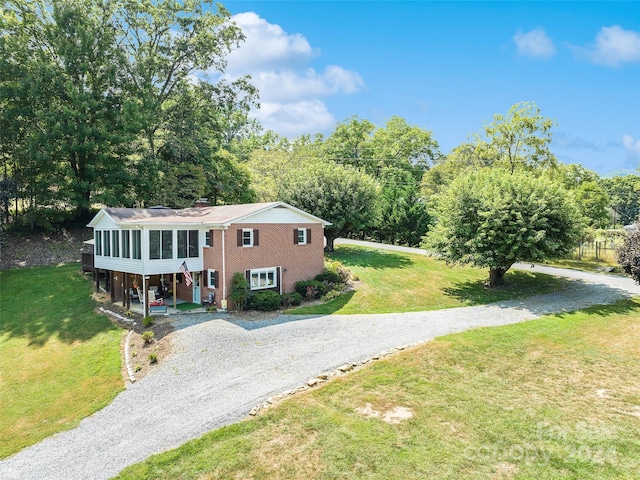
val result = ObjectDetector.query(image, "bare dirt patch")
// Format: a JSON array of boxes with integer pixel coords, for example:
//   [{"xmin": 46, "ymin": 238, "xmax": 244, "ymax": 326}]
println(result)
[{"xmin": 355, "ymin": 402, "xmax": 414, "ymax": 424}]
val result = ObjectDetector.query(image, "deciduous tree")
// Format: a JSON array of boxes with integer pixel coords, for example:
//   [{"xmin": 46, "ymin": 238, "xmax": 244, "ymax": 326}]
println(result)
[
  {"xmin": 425, "ymin": 169, "xmax": 581, "ymax": 286},
  {"xmin": 279, "ymin": 160, "xmax": 379, "ymax": 252}
]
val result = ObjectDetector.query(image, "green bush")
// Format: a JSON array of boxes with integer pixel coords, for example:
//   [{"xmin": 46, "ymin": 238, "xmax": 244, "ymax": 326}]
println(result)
[
  {"xmin": 317, "ymin": 260, "xmax": 351, "ymax": 284},
  {"xmin": 148, "ymin": 352, "xmax": 158, "ymax": 364},
  {"xmin": 142, "ymin": 316, "xmax": 154, "ymax": 327},
  {"xmin": 282, "ymin": 292, "xmax": 303, "ymax": 307},
  {"xmin": 294, "ymin": 280, "xmax": 330, "ymax": 299},
  {"xmin": 247, "ymin": 291, "xmax": 282, "ymax": 311},
  {"xmin": 314, "ymin": 269, "xmax": 341, "ymax": 284},
  {"xmin": 230, "ymin": 272, "xmax": 250, "ymax": 310},
  {"xmin": 321, "ymin": 289, "xmax": 343, "ymax": 302},
  {"xmin": 142, "ymin": 330, "xmax": 155, "ymax": 344}
]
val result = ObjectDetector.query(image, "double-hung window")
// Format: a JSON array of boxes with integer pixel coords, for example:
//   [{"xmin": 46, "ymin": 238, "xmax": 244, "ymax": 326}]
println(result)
[
  {"xmin": 242, "ymin": 229, "xmax": 253, "ymax": 247},
  {"xmin": 237, "ymin": 228, "xmax": 258, "ymax": 247},
  {"xmin": 297, "ymin": 228, "xmax": 307, "ymax": 245},
  {"xmin": 249, "ymin": 267, "xmax": 277, "ymax": 290}
]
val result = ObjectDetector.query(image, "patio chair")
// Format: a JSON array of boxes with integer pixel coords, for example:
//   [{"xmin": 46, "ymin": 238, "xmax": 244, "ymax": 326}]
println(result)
[
  {"xmin": 129, "ymin": 288, "xmax": 139, "ymax": 302},
  {"xmin": 202, "ymin": 291, "xmax": 215, "ymax": 307}
]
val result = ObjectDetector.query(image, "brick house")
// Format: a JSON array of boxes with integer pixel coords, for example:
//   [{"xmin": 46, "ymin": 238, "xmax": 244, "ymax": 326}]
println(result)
[{"xmin": 87, "ymin": 201, "xmax": 330, "ymax": 315}]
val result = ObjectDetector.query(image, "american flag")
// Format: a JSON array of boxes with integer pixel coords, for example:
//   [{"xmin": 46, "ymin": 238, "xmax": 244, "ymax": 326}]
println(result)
[{"xmin": 180, "ymin": 261, "xmax": 193, "ymax": 287}]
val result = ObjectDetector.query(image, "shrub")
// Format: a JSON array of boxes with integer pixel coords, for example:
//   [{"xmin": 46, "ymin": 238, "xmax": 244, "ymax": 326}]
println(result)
[
  {"xmin": 148, "ymin": 352, "xmax": 158, "ymax": 364},
  {"xmin": 230, "ymin": 272, "xmax": 250, "ymax": 310},
  {"xmin": 282, "ymin": 292, "xmax": 303, "ymax": 307},
  {"xmin": 142, "ymin": 330, "xmax": 155, "ymax": 344},
  {"xmin": 320, "ymin": 260, "xmax": 351, "ymax": 284},
  {"xmin": 247, "ymin": 291, "xmax": 282, "ymax": 311},
  {"xmin": 321, "ymin": 289, "xmax": 343, "ymax": 302},
  {"xmin": 142, "ymin": 316, "xmax": 154, "ymax": 327},
  {"xmin": 134, "ymin": 365, "xmax": 142, "ymax": 372},
  {"xmin": 314, "ymin": 269, "xmax": 341, "ymax": 284},
  {"xmin": 294, "ymin": 280, "xmax": 330, "ymax": 298},
  {"xmin": 616, "ymin": 229, "xmax": 640, "ymax": 284}
]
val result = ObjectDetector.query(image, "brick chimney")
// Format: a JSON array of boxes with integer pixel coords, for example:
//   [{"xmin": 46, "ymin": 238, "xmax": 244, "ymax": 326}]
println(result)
[{"xmin": 194, "ymin": 198, "xmax": 210, "ymax": 208}]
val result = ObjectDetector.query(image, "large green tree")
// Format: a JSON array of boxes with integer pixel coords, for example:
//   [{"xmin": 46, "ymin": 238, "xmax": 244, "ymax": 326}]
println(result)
[
  {"xmin": 2, "ymin": 0, "xmax": 135, "ymax": 223},
  {"xmin": 279, "ymin": 160, "xmax": 380, "ymax": 252},
  {"xmin": 478, "ymin": 101, "xmax": 557, "ymax": 174},
  {"xmin": 600, "ymin": 175, "xmax": 640, "ymax": 227},
  {"xmin": 1, "ymin": 0, "xmax": 256, "ymax": 226},
  {"xmin": 425, "ymin": 169, "xmax": 581, "ymax": 286}
]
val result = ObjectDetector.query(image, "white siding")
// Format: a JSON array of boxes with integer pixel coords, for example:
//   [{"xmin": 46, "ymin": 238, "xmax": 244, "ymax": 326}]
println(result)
[
  {"xmin": 237, "ymin": 207, "xmax": 322, "ymax": 225},
  {"xmin": 92, "ymin": 213, "xmax": 119, "ymax": 230}
]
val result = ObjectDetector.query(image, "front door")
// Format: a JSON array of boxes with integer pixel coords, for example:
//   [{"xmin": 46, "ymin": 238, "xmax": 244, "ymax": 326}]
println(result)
[{"xmin": 192, "ymin": 271, "xmax": 200, "ymax": 304}]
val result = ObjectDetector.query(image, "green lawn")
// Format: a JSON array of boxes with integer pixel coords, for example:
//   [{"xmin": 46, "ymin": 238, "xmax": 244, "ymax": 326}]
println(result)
[
  {"xmin": 0, "ymin": 264, "xmax": 124, "ymax": 459},
  {"xmin": 116, "ymin": 299, "xmax": 640, "ymax": 479},
  {"xmin": 291, "ymin": 246, "xmax": 569, "ymax": 314}
]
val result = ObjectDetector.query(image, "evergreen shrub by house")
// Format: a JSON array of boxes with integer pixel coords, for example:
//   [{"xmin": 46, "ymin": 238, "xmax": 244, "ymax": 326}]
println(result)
[
  {"xmin": 247, "ymin": 291, "xmax": 282, "ymax": 311},
  {"xmin": 294, "ymin": 280, "xmax": 329, "ymax": 299},
  {"xmin": 230, "ymin": 272, "xmax": 250, "ymax": 310},
  {"xmin": 282, "ymin": 292, "xmax": 303, "ymax": 307}
]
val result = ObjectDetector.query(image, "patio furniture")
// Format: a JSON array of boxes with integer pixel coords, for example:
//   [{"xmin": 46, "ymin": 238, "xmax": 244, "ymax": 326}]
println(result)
[{"xmin": 202, "ymin": 291, "xmax": 215, "ymax": 307}]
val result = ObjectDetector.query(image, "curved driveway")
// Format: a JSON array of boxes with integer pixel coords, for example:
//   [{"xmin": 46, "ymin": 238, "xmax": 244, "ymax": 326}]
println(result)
[{"xmin": 2, "ymin": 240, "xmax": 639, "ymax": 479}]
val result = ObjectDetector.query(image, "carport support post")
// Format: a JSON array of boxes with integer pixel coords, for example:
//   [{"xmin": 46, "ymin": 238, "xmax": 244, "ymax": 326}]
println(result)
[
  {"xmin": 143, "ymin": 276, "xmax": 149, "ymax": 318},
  {"xmin": 173, "ymin": 274, "xmax": 177, "ymax": 309}
]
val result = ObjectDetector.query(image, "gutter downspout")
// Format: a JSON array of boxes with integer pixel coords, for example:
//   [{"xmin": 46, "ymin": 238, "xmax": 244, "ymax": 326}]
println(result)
[{"xmin": 222, "ymin": 228, "xmax": 227, "ymax": 310}]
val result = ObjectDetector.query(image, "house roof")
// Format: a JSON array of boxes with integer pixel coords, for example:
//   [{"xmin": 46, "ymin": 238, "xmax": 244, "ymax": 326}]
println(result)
[{"xmin": 88, "ymin": 202, "xmax": 331, "ymax": 228}]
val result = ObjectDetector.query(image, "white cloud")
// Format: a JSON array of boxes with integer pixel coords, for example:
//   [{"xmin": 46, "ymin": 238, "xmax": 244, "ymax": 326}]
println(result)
[
  {"xmin": 623, "ymin": 134, "xmax": 640, "ymax": 159},
  {"xmin": 513, "ymin": 28, "xmax": 555, "ymax": 58},
  {"xmin": 577, "ymin": 25, "xmax": 640, "ymax": 67},
  {"xmin": 250, "ymin": 100, "xmax": 336, "ymax": 137},
  {"xmin": 226, "ymin": 12, "xmax": 314, "ymax": 72},
  {"xmin": 219, "ymin": 12, "xmax": 364, "ymax": 136}
]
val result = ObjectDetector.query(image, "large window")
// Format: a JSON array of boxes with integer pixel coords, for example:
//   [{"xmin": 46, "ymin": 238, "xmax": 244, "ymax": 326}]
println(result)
[
  {"xmin": 103, "ymin": 230, "xmax": 110, "ymax": 257},
  {"xmin": 132, "ymin": 230, "xmax": 141, "ymax": 260},
  {"xmin": 150, "ymin": 230, "xmax": 173, "ymax": 260},
  {"xmin": 122, "ymin": 230, "xmax": 130, "ymax": 258},
  {"xmin": 111, "ymin": 231, "xmax": 120, "ymax": 258},
  {"xmin": 95, "ymin": 230, "xmax": 102, "ymax": 256},
  {"xmin": 178, "ymin": 230, "xmax": 199, "ymax": 258},
  {"xmin": 250, "ymin": 267, "xmax": 277, "ymax": 290}
]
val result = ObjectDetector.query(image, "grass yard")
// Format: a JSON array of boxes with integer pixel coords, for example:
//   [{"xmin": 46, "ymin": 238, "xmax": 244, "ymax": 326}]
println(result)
[
  {"xmin": 291, "ymin": 246, "xmax": 569, "ymax": 315},
  {"xmin": 0, "ymin": 264, "xmax": 124, "ymax": 459},
  {"xmin": 116, "ymin": 299, "xmax": 640, "ymax": 479}
]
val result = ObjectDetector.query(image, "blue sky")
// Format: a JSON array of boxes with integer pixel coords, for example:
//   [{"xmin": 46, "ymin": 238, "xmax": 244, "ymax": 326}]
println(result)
[{"xmin": 219, "ymin": 1, "xmax": 640, "ymax": 176}]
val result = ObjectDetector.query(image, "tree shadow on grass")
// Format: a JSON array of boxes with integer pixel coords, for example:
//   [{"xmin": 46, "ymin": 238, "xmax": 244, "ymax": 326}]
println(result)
[
  {"xmin": 441, "ymin": 271, "xmax": 572, "ymax": 306},
  {"xmin": 0, "ymin": 265, "xmax": 118, "ymax": 347},
  {"xmin": 330, "ymin": 246, "xmax": 414, "ymax": 270}
]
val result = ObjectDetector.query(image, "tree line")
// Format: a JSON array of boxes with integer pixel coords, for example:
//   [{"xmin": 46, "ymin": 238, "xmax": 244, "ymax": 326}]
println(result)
[{"xmin": 2, "ymin": 1, "xmax": 640, "ymax": 284}]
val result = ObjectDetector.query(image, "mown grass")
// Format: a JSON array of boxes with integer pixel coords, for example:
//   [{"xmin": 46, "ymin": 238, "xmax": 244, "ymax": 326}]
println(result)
[
  {"xmin": 0, "ymin": 264, "xmax": 123, "ymax": 459},
  {"xmin": 291, "ymin": 246, "xmax": 569, "ymax": 315},
  {"xmin": 116, "ymin": 298, "xmax": 640, "ymax": 479}
]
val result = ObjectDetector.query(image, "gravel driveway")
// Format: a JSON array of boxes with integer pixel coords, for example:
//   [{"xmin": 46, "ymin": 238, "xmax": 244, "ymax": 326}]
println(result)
[{"xmin": 2, "ymin": 241, "xmax": 639, "ymax": 479}]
